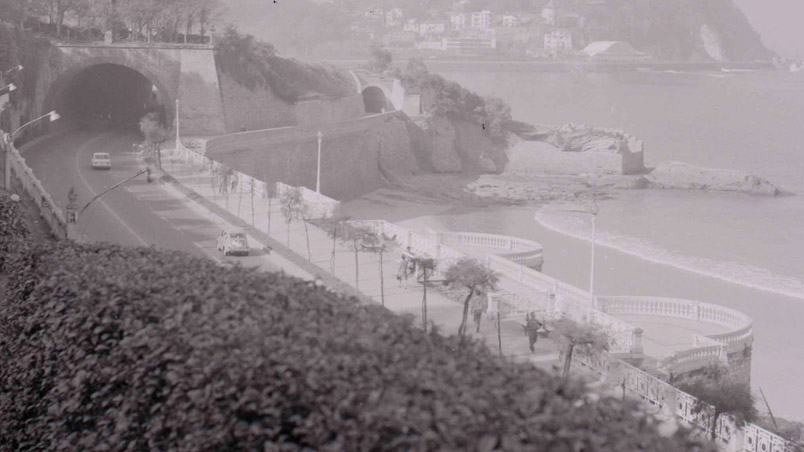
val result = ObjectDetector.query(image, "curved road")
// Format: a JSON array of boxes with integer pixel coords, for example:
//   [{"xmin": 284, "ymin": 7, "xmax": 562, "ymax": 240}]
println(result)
[{"xmin": 21, "ymin": 129, "xmax": 300, "ymax": 275}]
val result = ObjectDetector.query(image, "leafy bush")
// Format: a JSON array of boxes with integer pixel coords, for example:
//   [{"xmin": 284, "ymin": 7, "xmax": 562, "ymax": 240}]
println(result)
[
  {"xmin": 0, "ymin": 226, "xmax": 713, "ymax": 450},
  {"xmin": 215, "ymin": 27, "xmax": 355, "ymax": 103},
  {"xmin": 395, "ymin": 59, "xmax": 513, "ymax": 145}
]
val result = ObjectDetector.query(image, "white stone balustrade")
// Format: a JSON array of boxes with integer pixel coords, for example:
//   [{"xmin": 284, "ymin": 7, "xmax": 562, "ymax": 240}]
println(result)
[{"xmin": 3, "ymin": 136, "xmax": 68, "ymax": 239}]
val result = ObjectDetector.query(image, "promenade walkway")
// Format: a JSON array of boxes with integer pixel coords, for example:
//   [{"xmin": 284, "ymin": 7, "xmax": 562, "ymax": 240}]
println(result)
[{"xmin": 158, "ymin": 148, "xmax": 562, "ymax": 367}]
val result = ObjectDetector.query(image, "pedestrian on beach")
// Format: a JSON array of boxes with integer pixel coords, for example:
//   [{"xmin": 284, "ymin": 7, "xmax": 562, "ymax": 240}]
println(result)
[
  {"xmin": 397, "ymin": 254, "xmax": 409, "ymax": 288},
  {"xmin": 471, "ymin": 289, "xmax": 488, "ymax": 333},
  {"xmin": 525, "ymin": 312, "xmax": 543, "ymax": 353}
]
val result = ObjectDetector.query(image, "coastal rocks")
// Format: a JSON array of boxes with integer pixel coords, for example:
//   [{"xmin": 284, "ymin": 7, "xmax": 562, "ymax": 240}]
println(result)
[
  {"xmin": 513, "ymin": 123, "xmax": 646, "ymax": 175},
  {"xmin": 646, "ymin": 161, "xmax": 783, "ymax": 196}
]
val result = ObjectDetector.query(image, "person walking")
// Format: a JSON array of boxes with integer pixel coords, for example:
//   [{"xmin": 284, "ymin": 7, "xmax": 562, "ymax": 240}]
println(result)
[
  {"xmin": 525, "ymin": 312, "xmax": 543, "ymax": 353},
  {"xmin": 397, "ymin": 254, "xmax": 409, "ymax": 288},
  {"xmin": 471, "ymin": 289, "xmax": 489, "ymax": 333}
]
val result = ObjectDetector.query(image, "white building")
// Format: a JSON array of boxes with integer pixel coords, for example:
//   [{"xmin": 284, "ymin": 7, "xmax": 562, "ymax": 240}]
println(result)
[
  {"xmin": 542, "ymin": 0, "xmax": 556, "ymax": 25},
  {"xmin": 419, "ymin": 23, "xmax": 446, "ymax": 36},
  {"xmin": 544, "ymin": 29, "xmax": 572, "ymax": 50},
  {"xmin": 443, "ymin": 36, "xmax": 496, "ymax": 51},
  {"xmin": 365, "ymin": 8, "xmax": 384, "ymax": 21},
  {"xmin": 403, "ymin": 19, "xmax": 419, "ymax": 33},
  {"xmin": 502, "ymin": 14, "xmax": 519, "ymax": 27},
  {"xmin": 385, "ymin": 8, "xmax": 403, "ymax": 26},
  {"xmin": 450, "ymin": 13, "xmax": 467, "ymax": 30},
  {"xmin": 470, "ymin": 10, "xmax": 492, "ymax": 30}
]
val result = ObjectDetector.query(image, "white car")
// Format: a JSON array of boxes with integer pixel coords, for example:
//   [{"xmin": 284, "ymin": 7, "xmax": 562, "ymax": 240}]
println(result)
[
  {"xmin": 216, "ymin": 230, "xmax": 250, "ymax": 256},
  {"xmin": 91, "ymin": 152, "xmax": 111, "ymax": 170}
]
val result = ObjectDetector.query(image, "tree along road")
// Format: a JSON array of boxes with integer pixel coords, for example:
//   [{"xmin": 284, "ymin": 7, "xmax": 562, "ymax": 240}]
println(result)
[{"xmin": 20, "ymin": 129, "xmax": 287, "ymax": 273}]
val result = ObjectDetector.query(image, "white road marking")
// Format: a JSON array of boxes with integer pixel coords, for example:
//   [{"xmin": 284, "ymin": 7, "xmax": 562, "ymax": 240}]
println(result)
[{"xmin": 74, "ymin": 133, "xmax": 149, "ymax": 246}]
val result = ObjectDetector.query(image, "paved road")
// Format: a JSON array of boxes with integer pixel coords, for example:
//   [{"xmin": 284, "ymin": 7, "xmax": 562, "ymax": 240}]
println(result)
[{"xmin": 21, "ymin": 129, "xmax": 295, "ymax": 274}]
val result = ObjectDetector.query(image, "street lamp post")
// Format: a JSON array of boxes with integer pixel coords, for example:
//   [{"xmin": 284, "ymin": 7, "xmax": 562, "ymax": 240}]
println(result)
[
  {"xmin": 316, "ymin": 130, "xmax": 323, "ymax": 193},
  {"xmin": 1, "ymin": 65, "xmax": 23, "ymax": 79},
  {"xmin": 589, "ymin": 211, "xmax": 597, "ymax": 309},
  {"xmin": 4, "ymin": 110, "xmax": 60, "ymax": 188}
]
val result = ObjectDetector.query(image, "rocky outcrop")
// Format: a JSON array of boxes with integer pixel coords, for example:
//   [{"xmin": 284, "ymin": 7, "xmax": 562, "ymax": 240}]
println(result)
[
  {"xmin": 408, "ymin": 114, "xmax": 506, "ymax": 174},
  {"xmin": 646, "ymin": 161, "xmax": 783, "ymax": 196}
]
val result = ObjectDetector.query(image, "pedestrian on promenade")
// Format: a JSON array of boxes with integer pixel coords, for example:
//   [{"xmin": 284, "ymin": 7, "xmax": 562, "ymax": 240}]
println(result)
[
  {"xmin": 405, "ymin": 247, "xmax": 417, "ymax": 284},
  {"xmin": 471, "ymin": 289, "xmax": 488, "ymax": 333},
  {"xmin": 397, "ymin": 254, "xmax": 409, "ymax": 288},
  {"xmin": 525, "ymin": 312, "xmax": 543, "ymax": 353}
]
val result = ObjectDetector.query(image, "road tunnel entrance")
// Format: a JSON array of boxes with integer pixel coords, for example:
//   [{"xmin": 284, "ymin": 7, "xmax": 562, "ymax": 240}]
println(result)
[
  {"xmin": 52, "ymin": 63, "xmax": 167, "ymax": 131},
  {"xmin": 362, "ymin": 86, "xmax": 391, "ymax": 114}
]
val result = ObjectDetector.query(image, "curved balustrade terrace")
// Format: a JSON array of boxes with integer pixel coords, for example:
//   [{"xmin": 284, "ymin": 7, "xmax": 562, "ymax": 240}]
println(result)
[{"xmin": 597, "ymin": 296, "xmax": 753, "ymax": 351}]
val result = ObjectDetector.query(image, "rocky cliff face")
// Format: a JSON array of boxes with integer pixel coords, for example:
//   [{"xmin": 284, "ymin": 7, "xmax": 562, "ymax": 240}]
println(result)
[{"xmin": 405, "ymin": 114, "xmax": 507, "ymax": 174}]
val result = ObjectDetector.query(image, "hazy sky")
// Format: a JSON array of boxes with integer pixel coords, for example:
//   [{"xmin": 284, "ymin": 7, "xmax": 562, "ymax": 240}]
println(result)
[{"xmin": 733, "ymin": 0, "xmax": 804, "ymax": 58}]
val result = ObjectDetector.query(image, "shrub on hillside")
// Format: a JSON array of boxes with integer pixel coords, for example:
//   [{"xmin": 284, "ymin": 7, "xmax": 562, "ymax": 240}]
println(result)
[
  {"xmin": 215, "ymin": 27, "xmax": 355, "ymax": 103},
  {"xmin": 394, "ymin": 58, "xmax": 513, "ymax": 145},
  {"xmin": 0, "ymin": 232, "xmax": 713, "ymax": 450}
]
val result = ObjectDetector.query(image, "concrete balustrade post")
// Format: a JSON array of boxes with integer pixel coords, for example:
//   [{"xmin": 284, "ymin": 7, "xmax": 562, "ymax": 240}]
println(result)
[{"xmin": 631, "ymin": 328, "xmax": 644, "ymax": 355}]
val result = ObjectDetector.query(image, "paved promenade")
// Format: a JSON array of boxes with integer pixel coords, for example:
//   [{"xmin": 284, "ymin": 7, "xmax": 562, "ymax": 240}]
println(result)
[{"xmin": 158, "ymin": 148, "xmax": 562, "ymax": 368}]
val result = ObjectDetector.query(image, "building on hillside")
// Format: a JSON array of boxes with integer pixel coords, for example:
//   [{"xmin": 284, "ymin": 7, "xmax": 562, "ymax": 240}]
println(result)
[
  {"xmin": 385, "ymin": 8, "xmax": 403, "ymax": 26},
  {"xmin": 542, "ymin": 0, "xmax": 556, "ymax": 25},
  {"xmin": 403, "ymin": 19, "xmax": 419, "ymax": 33},
  {"xmin": 419, "ymin": 23, "xmax": 446, "ymax": 37},
  {"xmin": 415, "ymin": 40, "xmax": 444, "ymax": 51},
  {"xmin": 470, "ymin": 10, "xmax": 492, "ymax": 30},
  {"xmin": 544, "ymin": 28, "xmax": 573, "ymax": 51},
  {"xmin": 442, "ymin": 36, "xmax": 496, "ymax": 52},
  {"xmin": 450, "ymin": 12, "xmax": 467, "ymax": 30},
  {"xmin": 385, "ymin": 31, "xmax": 417, "ymax": 46},
  {"xmin": 365, "ymin": 8, "xmax": 384, "ymax": 21},
  {"xmin": 583, "ymin": 41, "xmax": 651, "ymax": 62},
  {"xmin": 502, "ymin": 14, "xmax": 519, "ymax": 27}
]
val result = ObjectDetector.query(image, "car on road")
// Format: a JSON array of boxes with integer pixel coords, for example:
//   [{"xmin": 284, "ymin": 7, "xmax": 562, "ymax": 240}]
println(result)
[
  {"xmin": 91, "ymin": 152, "xmax": 112, "ymax": 170},
  {"xmin": 216, "ymin": 230, "xmax": 249, "ymax": 256}
]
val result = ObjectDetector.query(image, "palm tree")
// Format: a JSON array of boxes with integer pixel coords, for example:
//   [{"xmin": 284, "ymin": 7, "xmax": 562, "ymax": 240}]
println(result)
[
  {"xmin": 443, "ymin": 257, "xmax": 499, "ymax": 339},
  {"xmin": 552, "ymin": 318, "xmax": 609, "ymax": 380},
  {"xmin": 279, "ymin": 187, "xmax": 311, "ymax": 260},
  {"xmin": 410, "ymin": 256, "xmax": 437, "ymax": 331}
]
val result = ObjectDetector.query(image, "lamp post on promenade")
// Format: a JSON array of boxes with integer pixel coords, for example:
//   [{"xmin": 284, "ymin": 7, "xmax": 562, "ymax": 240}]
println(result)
[
  {"xmin": 316, "ymin": 130, "xmax": 323, "ymax": 193},
  {"xmin": 4, "ymin": 110, "xmax": 60, "ymax": 188}
]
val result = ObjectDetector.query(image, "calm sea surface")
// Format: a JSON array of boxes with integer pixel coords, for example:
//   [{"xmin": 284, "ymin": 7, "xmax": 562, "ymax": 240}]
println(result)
[{"xmin": 424, "ymin": 62, "xmax": 804, "ymax": 418}]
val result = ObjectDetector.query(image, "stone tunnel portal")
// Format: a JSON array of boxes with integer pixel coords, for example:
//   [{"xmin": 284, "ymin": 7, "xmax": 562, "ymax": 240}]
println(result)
[
  {"xmin": 361, "ymin": 86, "xmax": 391, "ymax": 114},
  {"xmin": 50, "ymin": 63, "xmax": 167, "ymax": 132}
]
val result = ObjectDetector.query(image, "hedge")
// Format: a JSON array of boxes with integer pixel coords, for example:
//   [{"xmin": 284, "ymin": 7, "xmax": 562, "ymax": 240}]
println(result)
[{"xmin": 0, "ymin": 194, "xmax": 713, "ymax": 451}]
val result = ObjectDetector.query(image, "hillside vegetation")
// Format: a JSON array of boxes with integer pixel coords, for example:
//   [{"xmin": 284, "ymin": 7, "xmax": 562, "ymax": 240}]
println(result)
[
  {"xmin": 214, "ymin": 27, "xmax": 356, "ymax": 103},
  {"xmin": 0, "ymin": 193, "xmax": 714, "ymax": 451}
]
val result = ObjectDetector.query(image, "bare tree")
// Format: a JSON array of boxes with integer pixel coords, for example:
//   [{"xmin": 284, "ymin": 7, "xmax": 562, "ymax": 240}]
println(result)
[
  {"xmin": 443, "ymin": 257, "xmax": 499, "ymax": 339},
  {"xmin": 552, "ymin": 318, "xmax": 609, "ymax": 380},
  {"xmin": 360, "ymin": 228, "xmax": 396, "ymax": 307},
  {"xmin": 338, "ymin": 223, "xmax": 373, "ymax": 290},
  {"xmin": 679, "ymin": 364, "xmax": 757, "ymax": 441},
  {"xmin": 139, "ymin": 112, "xmax": 169, "ymax": 168}
]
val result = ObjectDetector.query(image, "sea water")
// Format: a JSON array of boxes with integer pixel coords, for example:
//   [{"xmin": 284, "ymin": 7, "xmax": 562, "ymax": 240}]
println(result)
[{"xmin": 424, "ymin": 63, "xmax": 804, "ymax": 418}]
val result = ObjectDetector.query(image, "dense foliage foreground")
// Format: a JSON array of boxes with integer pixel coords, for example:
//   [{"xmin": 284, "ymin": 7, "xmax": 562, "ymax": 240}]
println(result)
[{"xmin": 0, "ymin": 194, "xmax": 712, "ymax": 451}]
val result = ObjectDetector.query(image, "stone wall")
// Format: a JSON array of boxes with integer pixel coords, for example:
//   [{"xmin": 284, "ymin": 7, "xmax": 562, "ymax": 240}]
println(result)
[
  {"xmin": 217, "ymin": 72, "xmax": 297, "ymax": 133},
  {"xmin": 294, "ymin": 94, "xmax": 365, "ymax": 128},
  {"xmin": 205, "ymin": 111, "xmax": 408, "ymax": 200}
]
